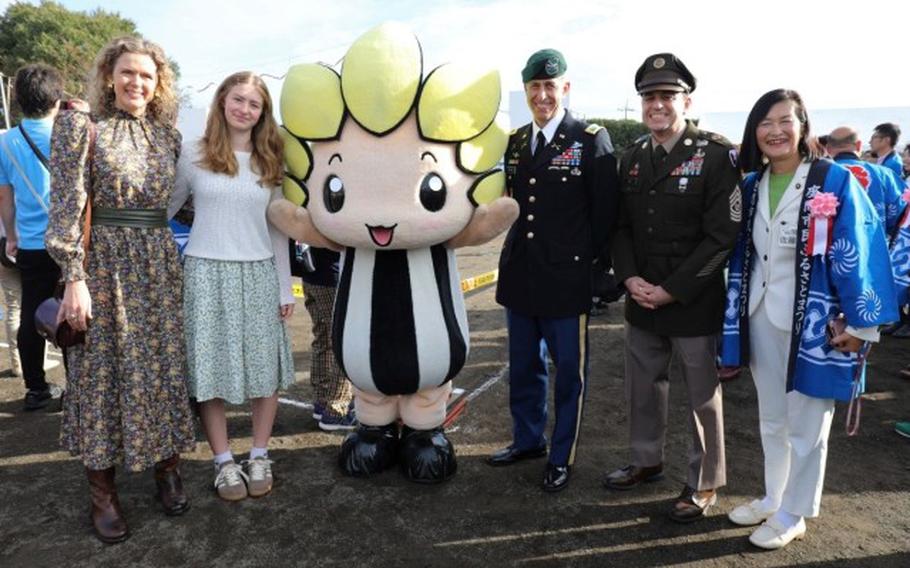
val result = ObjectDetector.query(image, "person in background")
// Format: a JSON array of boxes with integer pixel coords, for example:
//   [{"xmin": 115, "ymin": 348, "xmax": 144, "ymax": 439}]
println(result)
[
  {"xmin": 721, "ymin": 89, "xmax": 897, "ymax": 549},
  {"xmin": 46, "ymin": 36, "xmax": 195, "ymax": 544},
  {"xmin": 292, "ymin": 242, "xmax": 356, "ymax": 431},
  {"xmin": 900, "ymin": 143, "xmax": 910, "ymax": 180},
  {"xmin": 169, "ymin": 71, "xmax": 295, "ymax": 502},
  {"xmin": 826, "ymin": 127, "xmax": 905, "ymax": 238},
  {"xmin": 0, "ymin": 217, "xmax": 22, "ymax": 378},
  {"xmin": 870, "ymin": 122, "xmax": 904, "ymax": 183},
  {"xmin": 0, "ymin": 63, "xmax": 64, "ymax": 410}
]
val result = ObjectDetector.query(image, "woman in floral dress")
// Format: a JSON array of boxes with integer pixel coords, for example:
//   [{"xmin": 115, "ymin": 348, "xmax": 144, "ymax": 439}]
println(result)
[{"xmin": 45, "ymin": 36, "xmax": 196, "ymax": 544}]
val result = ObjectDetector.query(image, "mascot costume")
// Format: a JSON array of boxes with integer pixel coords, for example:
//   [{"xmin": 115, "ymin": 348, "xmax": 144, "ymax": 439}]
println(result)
[{"xmin": 269, "ymin": 23, "xmax": 519, "ymax": 483}]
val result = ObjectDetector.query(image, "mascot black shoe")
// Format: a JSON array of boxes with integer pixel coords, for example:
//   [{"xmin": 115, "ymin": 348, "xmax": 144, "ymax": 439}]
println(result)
[
  {"xmin": 399, "ymin": 426, "xmax": 457, "ymax": 484},
  {"xmin": 338, "ymin": 423, "xmax": 400, "ymax": 478}
]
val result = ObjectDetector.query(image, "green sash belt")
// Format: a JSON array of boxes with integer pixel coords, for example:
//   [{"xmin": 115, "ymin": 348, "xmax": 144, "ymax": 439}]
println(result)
[{"xmin": 92, "ymin": 207, "xmax": 168, "ymax": 228}]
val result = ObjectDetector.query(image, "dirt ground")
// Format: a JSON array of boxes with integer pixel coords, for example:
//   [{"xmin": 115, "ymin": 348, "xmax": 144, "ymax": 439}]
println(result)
[{"xmin": 1, "ymin": 237, "xmax": 909, "ymax": 567}]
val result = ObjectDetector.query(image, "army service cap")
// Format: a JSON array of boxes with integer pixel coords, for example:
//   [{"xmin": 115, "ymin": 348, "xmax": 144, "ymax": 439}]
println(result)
[
  {"xmin": 521, "ymin": 49, "xmax": 567, "ymax": 83},
  {"xmin": 635, "ymin": 53, "xmax": 696, "ymax": 94}
]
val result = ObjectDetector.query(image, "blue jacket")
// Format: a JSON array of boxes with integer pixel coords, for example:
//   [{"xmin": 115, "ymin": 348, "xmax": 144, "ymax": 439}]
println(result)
[{"xmin": 721, "ymin": 159, "xmax": 898, "ymax": 401}]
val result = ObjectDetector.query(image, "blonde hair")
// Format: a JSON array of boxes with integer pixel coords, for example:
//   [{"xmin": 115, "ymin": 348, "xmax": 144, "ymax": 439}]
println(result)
[
  {"xmin": 197, "ymin": 72, "xmax": 283, "ymax": 187},
  {"xmin": 88, "ymin": 36, "xmax": 178, "ymax": 125}
]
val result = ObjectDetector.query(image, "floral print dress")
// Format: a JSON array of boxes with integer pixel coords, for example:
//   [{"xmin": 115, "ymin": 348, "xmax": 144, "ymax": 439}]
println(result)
[{"xmin": 46, "ymin": 110, "xmax": 196, "ymax": 472}]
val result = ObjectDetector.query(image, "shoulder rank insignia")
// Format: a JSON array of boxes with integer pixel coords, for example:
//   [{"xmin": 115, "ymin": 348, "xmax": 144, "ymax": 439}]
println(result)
[
  {"xmin": 700, "ymin": 130, "xmax": 733, "ymax": 147},
  {"xmin": 585, "ymin": 124, "xmax": 603, "ymax": 135}
]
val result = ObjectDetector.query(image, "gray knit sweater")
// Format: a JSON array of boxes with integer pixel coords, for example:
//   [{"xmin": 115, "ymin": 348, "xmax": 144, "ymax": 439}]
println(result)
[{"xmin": 169, "ymin": 144, "xmax": 293, "ymax": 305}]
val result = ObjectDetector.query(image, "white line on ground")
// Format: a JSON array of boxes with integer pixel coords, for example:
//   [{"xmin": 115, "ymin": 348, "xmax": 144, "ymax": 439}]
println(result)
[
  {"xmin": 277, "ymin": 397, "xmax": 315, "ymax": 411},
  {"xmin": 464, "ymin": 363, "xmax": 509, "ymax": 403}
]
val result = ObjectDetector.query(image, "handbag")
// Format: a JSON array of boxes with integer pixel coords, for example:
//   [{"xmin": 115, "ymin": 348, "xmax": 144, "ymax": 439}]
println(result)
[
  {"xmin": 34, "ymin": 119, "xmax": 95, "ymax": 348},
  {"xmin": 35, "ymin": 283, "xmax": 85, "ymax": 348}
]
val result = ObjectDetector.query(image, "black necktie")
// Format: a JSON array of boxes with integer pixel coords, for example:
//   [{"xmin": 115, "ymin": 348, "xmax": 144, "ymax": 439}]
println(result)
[
  {"xmin": 653, "ymin": 144, "xmax": 668, "ymax": 162},
  {"xmin": 535, "ymin": 131, "xmax": 547, "ymax": 156}
]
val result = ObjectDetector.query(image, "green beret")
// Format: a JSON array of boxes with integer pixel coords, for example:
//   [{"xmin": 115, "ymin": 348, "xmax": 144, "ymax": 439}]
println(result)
[{"xmin": 521, "ymin": 49, "xmax": 566, "ymax": 83}]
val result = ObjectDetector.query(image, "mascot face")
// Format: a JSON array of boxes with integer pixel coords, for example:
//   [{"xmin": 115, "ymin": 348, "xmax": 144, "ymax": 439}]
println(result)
[
  {"xmin": 307, "ymin": 113, "xmax": 475, "ymax": 249},
  {"xmin": 279, "ymin": 22, "xmax": 509, "ymax": 250}
]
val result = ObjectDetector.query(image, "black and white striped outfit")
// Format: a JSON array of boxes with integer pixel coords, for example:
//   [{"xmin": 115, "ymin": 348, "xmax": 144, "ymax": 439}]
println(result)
[{"xmin": 332, "ymin": 244, "xmax": 469, "ymax": 395}]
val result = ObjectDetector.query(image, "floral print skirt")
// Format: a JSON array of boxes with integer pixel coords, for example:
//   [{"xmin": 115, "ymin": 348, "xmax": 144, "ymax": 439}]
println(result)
[
  {"xmin": 61, "ymin": 226, "xmax": 197, "ymax": 472},
  {"xmin": 183, "ymin": 256, "xmax": 295, "ymax": 405}
]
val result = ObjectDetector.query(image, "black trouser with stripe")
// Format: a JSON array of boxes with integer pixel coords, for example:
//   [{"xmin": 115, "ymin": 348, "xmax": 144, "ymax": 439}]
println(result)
[{"xmin": 16, "ymin": 249, "xmax": 60, "ymax": 392}]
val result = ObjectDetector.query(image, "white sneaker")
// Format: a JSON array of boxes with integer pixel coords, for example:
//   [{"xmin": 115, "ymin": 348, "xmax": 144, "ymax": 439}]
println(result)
[
  {"xmin": 728, "ymin": 498, "xmax": 777, "ymax": 526},
  {"xmin": 214, "ymin": 460, "xmax": 248, "ymax": 501},
  {"xmin": 243, "ymin": 457, "xmax": 274, "ymax": 498},
  {"xmin": 749, "ymin": 517, "xmax": 807, "ymax": 550}
]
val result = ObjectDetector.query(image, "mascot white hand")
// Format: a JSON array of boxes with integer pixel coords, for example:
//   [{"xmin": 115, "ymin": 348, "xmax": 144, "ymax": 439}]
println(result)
[{"xmin": 269, "ymin": 22, "xmax": 518, "ymax": 482}]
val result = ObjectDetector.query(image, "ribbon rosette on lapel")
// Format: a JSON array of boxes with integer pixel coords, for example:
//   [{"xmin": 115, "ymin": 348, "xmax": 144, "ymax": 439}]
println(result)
[{"xmin": 806, "ymin": 192, "xmax": 839, "ymax": 256}]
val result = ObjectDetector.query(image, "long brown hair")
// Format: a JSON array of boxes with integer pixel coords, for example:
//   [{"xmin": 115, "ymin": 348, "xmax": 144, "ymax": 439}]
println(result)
[
  {"xmin": 88, "ymin": 36, "xmax": 178, "ymax": 125},
  {"xmin": 197, "ymin": 72, "xmax": 283, "ymax": 187}
]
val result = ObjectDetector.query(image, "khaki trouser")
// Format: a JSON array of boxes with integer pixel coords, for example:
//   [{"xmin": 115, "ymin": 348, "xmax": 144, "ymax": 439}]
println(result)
[{"xmin": 624, "ymin": 323, "xmax": 726, "ymax": 490}]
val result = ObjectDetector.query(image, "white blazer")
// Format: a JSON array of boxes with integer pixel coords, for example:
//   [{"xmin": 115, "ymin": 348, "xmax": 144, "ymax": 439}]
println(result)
[{"xmin": 748, "ymin": 162, "xmax": 812, "ymax": 332}]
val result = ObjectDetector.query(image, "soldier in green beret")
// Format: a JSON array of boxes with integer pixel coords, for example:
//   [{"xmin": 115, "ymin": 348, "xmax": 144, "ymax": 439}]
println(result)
[
  {"xmin": 488, "ymin": 48, "xmax": 619, "ymax": 493},
  {"xmin": 603, "ymin": 53, "xmax": 741, "ymax": 522}
]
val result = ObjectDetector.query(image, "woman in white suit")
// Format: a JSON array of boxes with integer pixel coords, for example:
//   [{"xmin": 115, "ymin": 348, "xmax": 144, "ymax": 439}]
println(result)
[{"xmin": 720, "ymin": 89, "xmax": 897, "ymax": 549}]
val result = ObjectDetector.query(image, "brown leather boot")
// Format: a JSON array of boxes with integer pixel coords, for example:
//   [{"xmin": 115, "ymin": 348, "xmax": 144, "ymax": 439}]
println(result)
[
  {"xmin": 86, "ymin": 467, "xmax": 129, "ymax": 544},
  {"xmin": 154, "ymin": 454, "xmax": 190, "ymax": 516}
]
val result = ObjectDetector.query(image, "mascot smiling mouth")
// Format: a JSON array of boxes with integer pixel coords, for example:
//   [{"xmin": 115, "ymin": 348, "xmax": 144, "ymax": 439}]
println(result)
[{"xmin": 366, "ymin": 223, "xmax": 397, "ymax": 247}]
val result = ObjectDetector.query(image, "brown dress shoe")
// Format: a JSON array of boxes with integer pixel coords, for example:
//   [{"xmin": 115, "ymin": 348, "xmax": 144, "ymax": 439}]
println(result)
[
  {"xmin": 86, "ymin": 467, "xmax": 129, "ymax": 544},
  {"xmin": 603, "ymin": 463, "xmax": 664, "ymax": 490},
  {"xmin": 669, "ymin": 486, "xmax": 717, "ymax": 523},
  {"xmin": 154, "ymin": 454, "xmax": 190, "ymax": 516}
]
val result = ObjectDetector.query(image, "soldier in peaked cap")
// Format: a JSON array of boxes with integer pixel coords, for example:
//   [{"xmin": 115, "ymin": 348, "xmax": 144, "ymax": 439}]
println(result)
[
  {"xmin": 488, "ymin": 48, "xmax": 619, "ymax": 493},
  {"xmin": 603, "ymin": 53, "xmax": 741, "ymax": 522}
]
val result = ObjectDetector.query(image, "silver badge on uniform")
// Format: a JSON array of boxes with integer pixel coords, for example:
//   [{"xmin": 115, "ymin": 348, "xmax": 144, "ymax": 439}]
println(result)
[
  {"xmin": 570, "ymin": 167, "xmax": 581, "ymax": 176},
  {"xmin": 545, "ymin": 58, "xmax": 559, "ymax": 76}
]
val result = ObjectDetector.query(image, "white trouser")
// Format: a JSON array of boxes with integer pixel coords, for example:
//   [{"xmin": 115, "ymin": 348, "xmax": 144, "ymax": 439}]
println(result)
[{"xmin": 749, "ymin": 302, "xmax": 835, "ymax": 518}]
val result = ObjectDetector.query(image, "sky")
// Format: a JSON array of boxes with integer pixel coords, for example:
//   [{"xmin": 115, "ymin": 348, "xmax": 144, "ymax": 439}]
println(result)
[{"xmin": 3, "ymin": 0, "xmax": 909, "ymax": 123}]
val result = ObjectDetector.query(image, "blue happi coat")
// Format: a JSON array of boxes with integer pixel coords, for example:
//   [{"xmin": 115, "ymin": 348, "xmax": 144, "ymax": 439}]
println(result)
[
  {"xmin": 834, "ymin": 153, "xmax": 910, "ymax": 306},
  {"xmin": 720, "ymin": 159, "xmax": 899, "ymax": 401},
  {"xmin": 832, "ymin": 153, "xmax": 906, "ymax": 237}
]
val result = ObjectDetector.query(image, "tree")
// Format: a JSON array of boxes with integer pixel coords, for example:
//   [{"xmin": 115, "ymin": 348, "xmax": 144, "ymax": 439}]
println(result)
[
  {"xmin": 588, "ymin": 118, "xmax": 650, "ymax": 154},
  {"xmin": 0, "ymin": 1, "xmax": 181, "ymax": 120}
]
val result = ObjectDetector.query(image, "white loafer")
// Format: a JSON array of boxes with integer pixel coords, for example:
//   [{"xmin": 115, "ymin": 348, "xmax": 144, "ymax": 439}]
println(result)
[
  {"xmin": 749, "ymin": 517, "xmax": 807, "ymax": 550},
  {"xmin": 728, "ymin": 499, "xmax": 776, "ymax": 526}
]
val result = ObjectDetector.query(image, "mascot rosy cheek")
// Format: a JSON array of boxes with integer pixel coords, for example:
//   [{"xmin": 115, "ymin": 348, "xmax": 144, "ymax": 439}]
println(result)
[{"xmin": 268, "ymin": 22, "xmax": 518, "ymax": 483}]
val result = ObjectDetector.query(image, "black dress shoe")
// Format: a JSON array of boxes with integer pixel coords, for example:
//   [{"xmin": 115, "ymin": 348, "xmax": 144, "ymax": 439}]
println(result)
[
  {"xmin": 602, "ymin": 463, "xmax": 664, "ymax": 490},
  {"xmin": 542, "ymin": 463, "xmax": 570, "ymax": 492},
  {"xmin": 668, "ymin": 485, "xmax": 717, "ymax": 524},
  {"xmin": 486, "ymin": 445, "xmax": 547, "ymax": 467}
]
